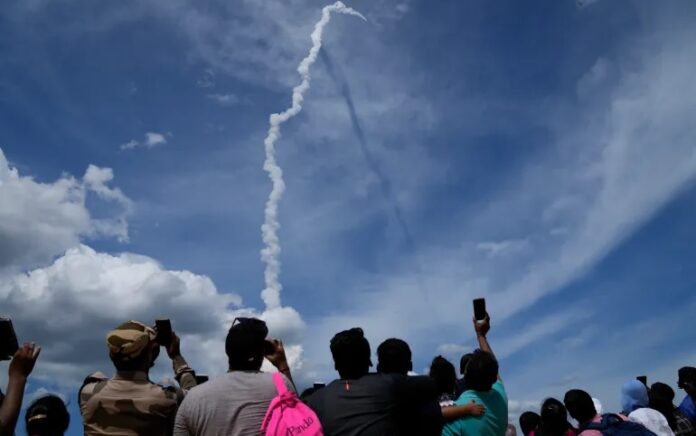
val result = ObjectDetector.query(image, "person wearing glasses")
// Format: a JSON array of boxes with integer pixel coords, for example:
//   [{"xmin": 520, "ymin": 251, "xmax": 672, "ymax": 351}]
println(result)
[{"xmin": 174, "ymin": 317, "xmax": 294, "ymax": 436}]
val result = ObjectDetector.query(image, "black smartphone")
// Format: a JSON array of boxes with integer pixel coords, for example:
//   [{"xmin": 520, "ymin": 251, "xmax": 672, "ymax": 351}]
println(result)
[
  {"xmin": 263, "ymin": 339, "xmax": 276, "ymax": 356},
  {"xmin": 637, "ymin": 376, "xmax": 648, "ymax": 386},
  {"xmin": 155, "ymin": 319, "xmax": 172, "ymax": 347},
  {"xmin": 0, "ymin": 318, "xmax": 19, "ymax": 361},
  {"xmin": 313, "ymin": 382, "xmax": 326, "ymax": 389},
  {"xmin": 195, "ymin": 374, "xmax": 209, "ymax": 384},
  {"xmin": 473, "ymin": 298, "xmax": 487, "ymax": 321}
]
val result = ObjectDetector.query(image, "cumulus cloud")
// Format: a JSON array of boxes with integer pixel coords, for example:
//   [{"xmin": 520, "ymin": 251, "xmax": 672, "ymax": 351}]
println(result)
[
  {"xmin": 120, "ymin": 132, "xmax": 168, "ymax": 150},
  {"xmin": 207, "ymin": 93, "xmax": 241, "ymax": 106},
  {"xmin": 0, "ymin": 149, "xmax": 130, "ymax": 272},
  {"xmin": 0, "ymin": 244, "xmax": 305, "ymax": 386}
]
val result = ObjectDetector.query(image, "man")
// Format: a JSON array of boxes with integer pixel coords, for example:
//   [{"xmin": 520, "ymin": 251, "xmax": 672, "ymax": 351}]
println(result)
[
  {"xmin": 0, "ymin": 343, "xmax": 41, "ymax": 436},
  {"xmin": 442, "ymin": 315, "xmax": 508, "ymax": 436},
  {"xmin": 678, "ymin": 367, "xmax": 696, "ymax": 424},
  {"xmin": 377, "ymin": 338, "xmax": 443, "ymax": 435},
  {"xmin": 649, "ymin": 382, "xmax": 696, "ymax": 436},
  {"xmin": 80, "ymin": 320, "xmax": 196, "ymax": 436},
  {"xmin": 174, "ymin": 317, "xmax": 295, "ymax": 436},
  {"xmin": 307, "ymin": 328, "xmax": 437, "ymax": 435}
]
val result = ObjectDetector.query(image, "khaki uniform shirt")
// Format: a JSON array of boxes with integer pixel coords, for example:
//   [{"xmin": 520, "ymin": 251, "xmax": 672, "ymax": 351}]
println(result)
[{"xmin": 80, "ymin": 356, "xmax": 196, "ymax": 436}]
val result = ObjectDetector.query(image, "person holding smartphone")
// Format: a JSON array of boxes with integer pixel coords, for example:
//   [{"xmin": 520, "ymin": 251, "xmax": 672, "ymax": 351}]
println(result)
[
  {"xmin": 79, "ymin": 320, "xmax": 197, "ymax": 436},
  {"xmin": 442, "ymin": 301, "xmax": 509, "ymax": 436}
]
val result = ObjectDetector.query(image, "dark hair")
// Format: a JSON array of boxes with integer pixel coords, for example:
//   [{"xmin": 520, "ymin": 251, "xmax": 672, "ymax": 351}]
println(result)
[
  {"xmin": 109, "ymin": 348, "xmax": 157, "ymax": 372},
  {"xmin": 429, "ymin": 355, "xmax": 457, "ymax": 396},
  {"xmin": 564, "ymin": 389, "xmax": 596, "ymax": 424},
  {"xmin": 649, "ymin": 382, "xmax": 676, "ymax": 429},
  {"xmin": 519, "ymin": 411, "xmax": 541, "ymax": 436},
  {"xmin": 462, "ymin": 350, "xmax": 498, "ymax": 392},
  {"xmin": 330, "ymin": 328, "xmax": 371, "ymax": 379},
  {"xmin": 377, "ymin": 338, "xmax": 412, "ymax": 375},
  {"xmin": 459, "ymin": 353, "xmax": 473, "ymax": 376},
  {"xmin": 537, "ymin": 398, "xmax": 572, "ymax": 436},
  {"xmin": 225, "ymin": 317, "xmax": 268, "ymax": 371},
  {"xmin": 25, "ymin": 395, "xmax": 70, "ymax": 436}
]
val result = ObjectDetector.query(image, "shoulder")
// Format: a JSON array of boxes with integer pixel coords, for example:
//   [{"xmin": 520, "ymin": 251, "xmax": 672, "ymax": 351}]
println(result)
[
  {"xmin": 79, "ymin": 372, "xmax": 109, "ymax": 405},
  {"xmin": 492, "ymin": 380, "xmax": 507, "ymax": 399}
]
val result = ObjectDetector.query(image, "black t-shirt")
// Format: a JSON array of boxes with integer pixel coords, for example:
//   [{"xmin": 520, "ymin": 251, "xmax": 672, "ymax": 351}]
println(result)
[{"xmin": 306, "ymin": 373, "xmax": 440, "ymax": 436}]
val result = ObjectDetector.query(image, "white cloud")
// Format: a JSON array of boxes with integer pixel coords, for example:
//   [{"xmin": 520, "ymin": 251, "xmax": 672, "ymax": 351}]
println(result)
[
  {"xmin": 196, "ymin": 68, "xmax": 216, "ymax": 88},
  {"xmin": 0, "ymin": 244, "xmax": 306, "ymax": 387},
  {"xmin": 0, "ymin": 149, "xmax": 130, "ymax": 272},
  {"xmin": 577, "ymin": 57, "xmax": 610, "ymax": 98},
  {"xmin": 207, "ymin": 93, "xmax": 241, "ymax": 106},
  {"xmin": 476, "ymin": 239, "xmax": 530, "ymax": 258},
  {"xmin": 120, "ymin": 132, "xmax": 169, "ymax": 151}
]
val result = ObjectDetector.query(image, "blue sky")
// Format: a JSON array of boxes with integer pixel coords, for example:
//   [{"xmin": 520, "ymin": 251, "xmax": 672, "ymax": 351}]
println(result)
[{"xmin": 1, "ymin": 0, "xmax": 696, "ymax": 434}]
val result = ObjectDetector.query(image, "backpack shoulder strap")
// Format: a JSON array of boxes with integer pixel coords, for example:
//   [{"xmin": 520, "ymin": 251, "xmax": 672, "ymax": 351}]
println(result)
[{"xmin": 272, "ymin": 372, "xmax": 288, "ymax": 395}]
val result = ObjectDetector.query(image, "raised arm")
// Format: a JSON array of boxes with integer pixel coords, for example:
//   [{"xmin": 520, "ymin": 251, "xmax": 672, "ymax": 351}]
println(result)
[
  {"xmin": 474, "ymin": 315, "xmax": 500, "ymax": 380},
  {"xmin": 167, "ymin": 332, "xmax": 197, "ymax": 393},
  {"xmin": 0, "ymin": 343, "xmax": 40, "ymax": 436},
  {"xmin": 265, "ymin": 339, "xmax": 294, "ymax": 387}
]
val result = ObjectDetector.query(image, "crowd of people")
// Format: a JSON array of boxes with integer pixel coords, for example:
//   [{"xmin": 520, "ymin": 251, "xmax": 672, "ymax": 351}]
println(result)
[{"xmin": 1, "ymin": 310, "xmax": 695, "ymax": 436}]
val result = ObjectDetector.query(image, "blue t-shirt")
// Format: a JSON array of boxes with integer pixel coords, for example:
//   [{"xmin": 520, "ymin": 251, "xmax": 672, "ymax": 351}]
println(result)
[
  {"xmin": 679, "ymin": 395, "xmax": 696, "ymax": 423},
  {"xmin": 442, "ymin": 381, "xmax": 508, "ymax": 436}
]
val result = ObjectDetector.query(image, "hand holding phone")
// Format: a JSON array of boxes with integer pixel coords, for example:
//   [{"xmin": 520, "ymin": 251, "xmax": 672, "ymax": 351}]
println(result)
[
  {"xmin": 0, "ymin": 318, "xmax": 20, "ymax": 361},
  {"xmin": 473, "ymin": 298, "xmax": 487, "ymax": 321},
  {"xmin": 155, "ymin": 319, "xmax": 172, "ymax": 347},
  {"xmin": 264, "ymin": 339, "xmax": 288, "ymax": 371}
]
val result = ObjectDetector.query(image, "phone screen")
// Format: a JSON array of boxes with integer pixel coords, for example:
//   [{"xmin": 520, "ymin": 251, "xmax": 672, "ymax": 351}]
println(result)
[
  {"xmin": 0, "ymin": 319, "xmax": 19, "ymax": 361},
  {"xmin": 155, "ymin": 319, "xmax": 172, "ymax": 347},
  {"xmin": 473, "ymin": 298, "xmax": 487, "ymax": 321}
]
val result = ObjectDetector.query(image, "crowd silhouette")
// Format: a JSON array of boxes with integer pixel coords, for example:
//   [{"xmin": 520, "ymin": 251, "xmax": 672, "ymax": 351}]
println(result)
[{"xmin": 1, "ymin": 306, "xmax": 695, "ymax": 436}]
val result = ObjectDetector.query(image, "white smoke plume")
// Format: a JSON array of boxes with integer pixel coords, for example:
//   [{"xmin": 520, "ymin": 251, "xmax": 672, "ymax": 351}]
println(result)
[{"xmin": 260, "ymin": 2, "xmax": 366, "ymax": 310}]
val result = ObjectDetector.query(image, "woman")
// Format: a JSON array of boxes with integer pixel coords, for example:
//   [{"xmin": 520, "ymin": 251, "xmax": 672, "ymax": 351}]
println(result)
[{"xmin": 532, "ymin": 398, "xmax": 577, "ymax": 436}]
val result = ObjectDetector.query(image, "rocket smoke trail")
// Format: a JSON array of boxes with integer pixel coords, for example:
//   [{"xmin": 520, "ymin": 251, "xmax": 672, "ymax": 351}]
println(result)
[{"xmin": 260, "ymin": 2, "xmax": 366, "ymax": 310}]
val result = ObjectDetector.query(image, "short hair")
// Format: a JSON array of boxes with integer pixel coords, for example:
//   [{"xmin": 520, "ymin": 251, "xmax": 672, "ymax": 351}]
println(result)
[
  {"xmin": 429, "ymin": 355, "xmax": 457, "ymax": 396},
  {"xmin": 564, "ymin": 389, "xmax": 597, "ymax": 424},
  {"xmin": 539, "ymin": 398, "xmax": 571, "ymax": 435},
  {"xmin": 330, "ymin": 328, "xmax": 371, "ymax": 379},
  {"xmin": 519, "ymin": 411, "xmax": 540, "ymax": 436},
  {"xmin": 226, "ymin": 317, "xmax": 268, "ymax": 371},
  {"xmin": 678, "ymin": 367, "xmax": 696, "ymax": 388},
  {"xmin": 110, "ymin": 348, "xmax": 156, "ymax": 372},
  {"xmin": 25, "ymin": 395, "xmax": 70, "ymax": 436},
  {"xmin": 377, "ymin": 338, "xmax": 412, "ymax": 375},
  {"xmin": 459, "ymin": 353, "xmax": 473, "ymax": 375},
  {"xmin": 462, "ymin": 349, "xmax": 498, "ymax": 392},
  {"xmin": 649, "ymin": 382, "xmax": 677, "ymax": 429}
]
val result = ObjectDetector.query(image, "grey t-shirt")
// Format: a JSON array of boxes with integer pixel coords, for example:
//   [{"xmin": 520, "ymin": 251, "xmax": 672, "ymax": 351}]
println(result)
[{"xmin": 173, "ymin": 371, "xmax": 294, "ymax": 436}]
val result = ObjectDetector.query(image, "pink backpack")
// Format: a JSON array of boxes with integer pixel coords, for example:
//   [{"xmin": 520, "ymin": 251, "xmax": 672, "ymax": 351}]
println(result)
[{"xmin": 261, "ymin": 373, "xmax": 323, "ymax": 436}]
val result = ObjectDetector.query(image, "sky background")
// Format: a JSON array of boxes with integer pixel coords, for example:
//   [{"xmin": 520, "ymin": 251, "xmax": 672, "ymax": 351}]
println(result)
[{"xmin": 1, "ymin": 0, "xmax": 696, "ymax": 434}]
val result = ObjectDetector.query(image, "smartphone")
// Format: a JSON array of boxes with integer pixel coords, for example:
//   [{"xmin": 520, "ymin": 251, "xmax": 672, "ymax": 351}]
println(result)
[
  {"xmin": 473, "ymin": 298, "xmax": 487, "ymax": 321},
  {"xmin": 195, "ymin": 374, "xmax": 209, "ymax": 384},
  {"xmin": 155, "ymin": 319, "xmax": 172, "ymax": 347},
  {"xmin": 637, "ymin": 376, "xmax": 648, "ymax": 386},
  {"xmin": 313, "ymin": 382, "xmax": 326, "ymax": 389},
  {"xmin": 263, "ymin": 339, "xmax": 276, "ymax": 356},
  {"xmin": 0, "ymin": 318, "xmax": 19, "ymax": 361}
]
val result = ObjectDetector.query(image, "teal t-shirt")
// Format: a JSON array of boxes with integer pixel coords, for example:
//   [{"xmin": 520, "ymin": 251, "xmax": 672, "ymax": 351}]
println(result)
[{"xmin": 442, "ymin": 380, "xmax": 508, "ymax": 436}]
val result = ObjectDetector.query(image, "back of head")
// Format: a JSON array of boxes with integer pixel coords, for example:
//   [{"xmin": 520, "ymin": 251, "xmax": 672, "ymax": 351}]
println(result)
[
  {"xmin": 564, "ymin": 389, "xmax": 597, "ymax": 424},
  {"xmin": 519, "ymin": 411, "xmax": 541, "ymax": 436},
  {"xmin": 462, "ymin": 349, "xmax": 498, "ymax": 392},
  {"xmin": 226, "ymin": 317, "xmax": 268, "ymax": 371},
  {"xmin": 107, "ymin": 320, "xmax": 158, "ymax": 371},
  {"xmin": 330, "ymin": 328, "xmax": 372, "ymax": 379},
  {"xmin": 26, "ymin": 395, "xmax": 70, "ymax": 436},
  {"xmin": 649, "ymin": 382, "xmax": 676, "ymax": 428},
  {"xmin": 678, "ymin": 367, "xmax": 696, "ymax": 394},
  {"xmin": 377, "ymin": 338, "xmax": 412, "ymax": 375},
  {"xmin": 459, "ymin": 353, "xmax": 473, "ymax": 376},
  {"xmin": 429, "ymin": 355, "xmax": 456, "ymax": 396},
  {"xmin": 538, "ymin": 398, "xmax": 571, "ymax": 436},
  {"xmin": 621, "ymin": 379, "xmax": 649, "ymax": 414}
]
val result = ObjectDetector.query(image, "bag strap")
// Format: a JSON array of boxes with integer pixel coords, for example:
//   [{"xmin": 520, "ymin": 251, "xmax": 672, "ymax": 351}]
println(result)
[{"xmin": 272, "ymin": 372, "xmax": 288, "ymax": 395}]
